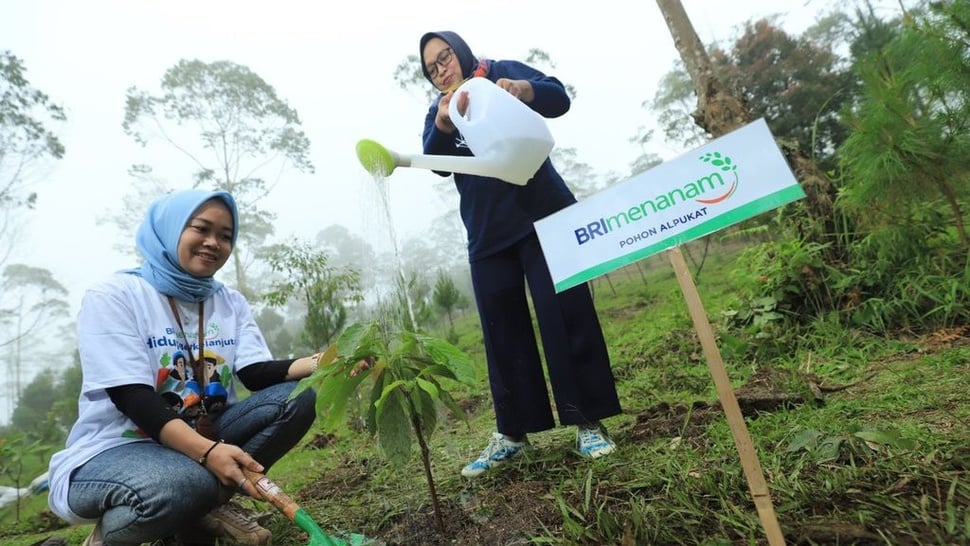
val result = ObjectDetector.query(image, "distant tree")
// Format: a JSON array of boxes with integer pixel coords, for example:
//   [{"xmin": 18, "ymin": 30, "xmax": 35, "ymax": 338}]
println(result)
[
  {"xmin": 10, "ymin": 368, "xmax": 61, "ymax": 443},
  {"xmin": 50, "ymin": 358, "xmax": 81, "ymax": 435},
  {"xmin": 650, "ymin": 62, "xmax": 706, "ymax": 150},
  {"xmin": 253, "ymin": 307, "xmax": 295, "ymax": 358},
  {"xmin": 97, "ymin": 164, "xmax": 173, "ymax": 257},
  {"xmin": 394, "ymin": 53, "xmax": 439, "ymax": 106},
  {"xmin": 424, "ymin": 214, "xmax": 468, "ymax": 273},
  {"xmin": 122, "ymin": 59, "xmax": 314, "ymax": 297},
  {"xmin": 385, "ymin": 264, "xmax": 433, "ymax": 333},
  {"xmin": 0, "ymin": 264, "xmax": 69, "ymax": 415},
  {"xmin": 522, "ymin": 48, "xmax": 577, "ymax": 99},
  {"xmin": 315, "ymin": 224, "xmax": 378, "ymax": 301},
  {"xmin": 552, "ymin": 147, "xmax": 599, "ymax": 198},
  {"xmin": 650, "ymin": 14, "xmax": 856, "ymax": 170},
  {"xmin": 432, "ymin": 270, "xmax": 465, "ymax": 333},
  {"xmin": 362, "ymin": 239, "xmax": 435, "ymax": 334},
  {"xmin": 654, "ymin": 0, "xmax": 854, "ymax": 267},
  {"xmin": 0, "ymin": 51, "xmax": 65, "ymax": 263},
  {"xmin": 263, "ymin": 240, "xmax": 363, "ymax": 350},
  {"xmin": 627, "ymin": 127, "xmax": 664, "ymax": 178},
  {"xmin": 316, "ymin": 225, "xmax": 376, "ymax": 267},
  {"xmin": 714, "ymin": 17, "xmax": 856, "ymax": 170}
]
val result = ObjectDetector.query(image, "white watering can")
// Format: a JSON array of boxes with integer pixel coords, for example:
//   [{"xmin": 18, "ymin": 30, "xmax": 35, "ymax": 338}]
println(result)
[{"xmin": 356, "ymin": 77, "xmax": 555, "ymax": 185}]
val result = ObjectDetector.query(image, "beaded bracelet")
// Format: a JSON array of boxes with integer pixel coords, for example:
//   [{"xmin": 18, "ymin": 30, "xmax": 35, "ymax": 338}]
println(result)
[{"xmin": 197, "ymin": 439, "xmax": 223, "ymax": 466}]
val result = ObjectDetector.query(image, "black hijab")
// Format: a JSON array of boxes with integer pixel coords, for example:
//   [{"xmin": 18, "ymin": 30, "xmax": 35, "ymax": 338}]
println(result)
[{"xmin": 419, "ymin": 31, "xmax": 477, "ymax": 84}]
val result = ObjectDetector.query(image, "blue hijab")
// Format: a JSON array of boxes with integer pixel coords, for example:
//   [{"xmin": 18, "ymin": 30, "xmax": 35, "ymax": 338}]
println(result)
[{"xmin": 128, "ymin": 189, "xmax": 239, "ymax": 302}]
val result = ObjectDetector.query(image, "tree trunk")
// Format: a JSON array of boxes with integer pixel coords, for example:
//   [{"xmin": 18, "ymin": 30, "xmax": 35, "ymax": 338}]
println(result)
[
  {"xmin": 232, "ymin": 251, "xmax": 253, "ymax": 300},
  {"xmin": 655, "ymin": 0, "xmax": 841, "ymax": 260},
  {"xmin": 655, "ymin": 0, "xmax": 749, "ymax": 136},
  {"xmin": 934, "ymin": 176, "xmax": 970, "ymax": 249},
  {"xmin": 411, "ymin": 412, "xmax": 445, "ymax": 533},
  {"xmin": 654, "ymin": 3, "xmax": 788, "ymax": 545}
]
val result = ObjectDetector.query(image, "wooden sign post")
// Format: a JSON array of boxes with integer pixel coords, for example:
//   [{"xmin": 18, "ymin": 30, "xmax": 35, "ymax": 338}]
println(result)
[
  {"xmin": 668, "ymin": 246, "xmax": 785, "ymax": 545},
  {"xmin": 534, "ymin": 119, "xmax": 803, "ymax": 544}
]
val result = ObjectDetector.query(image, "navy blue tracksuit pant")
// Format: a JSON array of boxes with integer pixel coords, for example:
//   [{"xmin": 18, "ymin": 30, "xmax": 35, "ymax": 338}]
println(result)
[{"xmin": 469, "ymin": 232, "xmax": 622, "ymax": 436}]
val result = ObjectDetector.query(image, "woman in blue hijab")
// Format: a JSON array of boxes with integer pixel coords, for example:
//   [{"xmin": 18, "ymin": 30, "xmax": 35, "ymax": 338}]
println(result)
[{"xmin": 48, "ymin": 189, "xmax": 322, "ymax": 546}]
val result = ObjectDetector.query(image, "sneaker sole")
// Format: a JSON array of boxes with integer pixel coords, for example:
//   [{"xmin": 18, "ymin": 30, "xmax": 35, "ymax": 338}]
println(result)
[
  {"xmin": 461, "ymin": 449, "xmax": 528, "ymax": 478},
  {"xmin": 579, "ymin": 444, "xmax": 616, "ymax": 459},
  {"xmin": 461, "ymin": 465, "xmax": 490, "ymax": 478}
]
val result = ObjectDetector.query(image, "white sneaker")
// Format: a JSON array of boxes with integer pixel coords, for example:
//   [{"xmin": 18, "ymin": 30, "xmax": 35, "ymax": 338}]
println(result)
[
  {"xmin": 461, "ymin": 432, "xmax": 530, "ymax": 477},
  {"xmin": 577, "ymin": 423, "xmax": 616, "ymax": 459}
]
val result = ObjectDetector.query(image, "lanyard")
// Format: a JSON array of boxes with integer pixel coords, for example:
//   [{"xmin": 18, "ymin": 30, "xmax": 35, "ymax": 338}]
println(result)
[{"xmin": 166, "ymin": 296, "xmax": 209, "ymax": 412}]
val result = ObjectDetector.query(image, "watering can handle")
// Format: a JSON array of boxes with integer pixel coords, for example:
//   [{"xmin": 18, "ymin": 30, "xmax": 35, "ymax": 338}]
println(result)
[{"xmin": 449, "ymin": 79, "xmax": 492, "ymax": 129}]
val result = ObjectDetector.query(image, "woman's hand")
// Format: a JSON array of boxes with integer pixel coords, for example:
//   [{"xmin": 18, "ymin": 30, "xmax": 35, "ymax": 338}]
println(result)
[
  {"xmin": 287, "ymin": 352, "xmax": 326, "ymax": 380},
  {"xmin": 203, "ymin": 441, "xmax": 264, "ymax": 499},
  {"xmin": 495, "ymin": 78, "xmax": 534, "ymax": 103},
  {"xmin": 434, "ymin": 90, "xmax": 471, "ymax": 133},
  {"xmin": 435, "ymin": 91, "xmax": 457, "ymax": 133},
  {"xmin": 292, "ymin": 351, "xmax": 372, "ymax": 379},
  {"xmin": 350, "ymin": 356, "xmax": 375, "ymax": 377}
]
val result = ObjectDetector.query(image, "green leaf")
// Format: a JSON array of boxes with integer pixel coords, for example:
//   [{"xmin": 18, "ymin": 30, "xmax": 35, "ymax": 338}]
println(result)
[
  {"xmin": 375, "ymin": 379, "xmax": 409, "ymax": 412},
  {"xmin": 854, "ymin": 429, "xmax": 915, "ymax": 450},
  {"xmin": 419, "ymin": 364, "xmax": 458, "ymax": 382},
  {"xmin": 335, "ymin": 322, "xmax": 381, "ymax": 360},
  {"xmin": 365, "ymin": 371, "xmax": 386, "ymax": 435},
  {"xmin": 417, "ymin": 389, "xmax": 438, "ymax": 437},
  {"xmin": 816, "ymin": 436, "xmax": 844, "ymax": 462},
  {"xmin": 376, "ymin": 388, "xmax": 412, "ymax": 465},
  {"xmin": 414, "ymin": 334, "xmax": 477, "ymax": 385},
  {"xmin": 787, "ymin": 429, "xmax": 822, "ymax": 453},
  {"xmin": 437, "ymin": 389, "xmax": 467, "ymax": 425},
  {"xmin": 304, "ymin": 351, "xmax": 371, "ymax": 431},
  {"xmin": 415, "ymin": 377, "xmax": 440, "ymax": 400}
]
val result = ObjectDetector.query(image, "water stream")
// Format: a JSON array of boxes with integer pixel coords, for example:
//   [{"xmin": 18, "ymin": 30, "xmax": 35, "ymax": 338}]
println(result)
[{"xmin": 363, "ymin": 172, "xmax": 417, "ymax": 331}]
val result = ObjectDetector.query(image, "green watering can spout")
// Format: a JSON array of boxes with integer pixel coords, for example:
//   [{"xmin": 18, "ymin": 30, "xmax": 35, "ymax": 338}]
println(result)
[{"xmin": 295, "ymin": 508, "xmax": 375, "ymax": 546}]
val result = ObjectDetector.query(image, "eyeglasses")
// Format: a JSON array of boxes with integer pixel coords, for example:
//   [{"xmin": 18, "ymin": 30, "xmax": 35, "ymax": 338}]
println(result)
[{"xmin": 426, "ymin": 47, "xmax": 453, "ymax": 79}]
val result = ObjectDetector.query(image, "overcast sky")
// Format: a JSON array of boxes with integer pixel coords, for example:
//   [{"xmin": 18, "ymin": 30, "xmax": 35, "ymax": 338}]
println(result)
[{"xmin": 1, "ymin": 0, "xmax": 904, "ymax": 422}]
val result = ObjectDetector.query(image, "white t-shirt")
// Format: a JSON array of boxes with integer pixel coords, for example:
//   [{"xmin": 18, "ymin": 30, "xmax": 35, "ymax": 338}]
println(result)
[{"xmin": 47, "ymin": 273, "xmax": 273, "ymax": 524}]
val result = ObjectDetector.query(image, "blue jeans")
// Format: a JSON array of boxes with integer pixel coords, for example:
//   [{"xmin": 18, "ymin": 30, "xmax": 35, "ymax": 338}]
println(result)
[{"xmin": 67, "ymin": 381, "xmax": 316, "ymax": 545}]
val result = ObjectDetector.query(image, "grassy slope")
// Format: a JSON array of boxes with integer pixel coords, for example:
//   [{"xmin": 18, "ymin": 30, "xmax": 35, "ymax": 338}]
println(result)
[{"xmin": 2, "ymin": 244, "xmax": 968, "ymax": 545}]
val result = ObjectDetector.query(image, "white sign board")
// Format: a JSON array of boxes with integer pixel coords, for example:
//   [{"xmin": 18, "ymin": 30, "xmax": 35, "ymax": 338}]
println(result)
[{"xmin": 535, "ymin": 118, "xmax": 805, "ymax": 292}]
